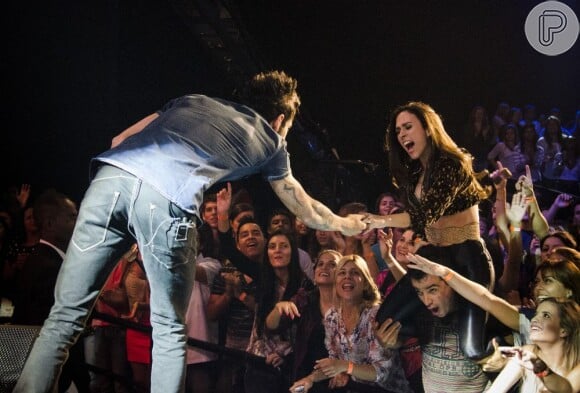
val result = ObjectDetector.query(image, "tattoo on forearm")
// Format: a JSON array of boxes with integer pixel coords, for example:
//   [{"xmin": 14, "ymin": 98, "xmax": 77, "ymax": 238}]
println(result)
[{"xmin": 278, "ymin": 182, "xmax": 337, "ymax": 230}]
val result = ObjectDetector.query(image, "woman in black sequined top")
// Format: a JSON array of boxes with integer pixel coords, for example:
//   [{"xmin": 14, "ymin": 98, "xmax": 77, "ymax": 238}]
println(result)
[{"xmin": 373, "ymin": 101, "xmax": 495, "ymax": 362}]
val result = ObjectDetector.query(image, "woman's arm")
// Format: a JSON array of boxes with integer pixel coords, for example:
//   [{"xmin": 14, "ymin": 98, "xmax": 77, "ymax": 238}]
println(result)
[
  {"xmin": 265, "ymin": 301, "xmax": 300, "ymax": 330},
  {"xmin": 497, "ymin": 192, "xmax": 529, "ymax": 293},
  {"xmin": 364, "ymin": 212, "xmax": 411, "ymax": 231},
  {"xmin": 377, "ymin": 229, "xmax": 407, "ymax": 281},
  {"xmin": 315, "ymin": 358, "xmax": 377, "ymax": 383},
  {"xmin": 361, "ymin": 231, "xmax": 380, "ymax": 280},
  {"xmin": 515, "ymin": 166, "xmax": 549, "ymax": 239},
  {"xmin": 488, "ymin": 143, "xmax": 503, "ymax": 169},
  {"xmin": 407, "ymin": 254, "xmax": 520, "ymax": 330},
  {"xmin": 486, "ymin": 356, "xmax": 524, "ymax": 393},
  {"xmin": 498, "ymin": 347, "xmax": 577, "ymax": 393},
  {"xmin": 540, "ymin": 366, "xmax": 576, "ymax": 393},
  {"xmin": 491, "ymin": 161, "xmax": 511, "ymax": 246}
]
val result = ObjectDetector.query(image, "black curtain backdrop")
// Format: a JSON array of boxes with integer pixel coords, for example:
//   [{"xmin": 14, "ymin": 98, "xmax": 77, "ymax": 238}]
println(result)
[{"xmin": 2, "ymin": 0, "xmax": 578, "ymax": 206}]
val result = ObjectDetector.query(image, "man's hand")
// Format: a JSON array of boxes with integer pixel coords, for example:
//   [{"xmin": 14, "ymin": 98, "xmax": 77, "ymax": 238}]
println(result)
[
  {"xmin": 340, "ymin": 214, "xmax": 367, "ymax": 236},
  {"xmin": 217, "ymin": 183, "xmax": 232, "ymax": 215},
  {"xmin": 374, "ymin": 318, "xmax": 402, "ymax": 349},
  {"xmin": 222, "ymin": 271, "xmax": 243, "ymax": 297},
  {"xmin": 407, "ymin": 253, "xmax": 449, "ymax": 278},
  {"xmin": 481, "ymin": 338, "xmax": 508, "ymax": 372}
]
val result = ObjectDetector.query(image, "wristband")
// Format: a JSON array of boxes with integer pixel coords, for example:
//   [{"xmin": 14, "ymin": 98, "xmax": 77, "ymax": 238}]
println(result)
[
  {"xmin": 238, "ymin": 292, "xmax": 247, "ymax": 302},
  {"xmin": 442, "ymin": 271, "xmax": 454, "ymax": 282},
  {"xmin": 364, "ymin": 252, "xmax": 375, "ymax": 260},
  {"xmin": 533, "ymin": 358, "xmax": 551, "ymax": 378},
  {"xmin": 218, "ymin": 214, "xmax": 229, "ymax": 221},
  {"xmin": 346, "ymin": 361, "xmax": 354, "ymax": 375},
  {"xmin": 510, "ymin": 226, "xmax": 521, "ymax": 232},
  {"xmin": 535, "ymin": 368, "xmax": 552, "ymax": 378}
]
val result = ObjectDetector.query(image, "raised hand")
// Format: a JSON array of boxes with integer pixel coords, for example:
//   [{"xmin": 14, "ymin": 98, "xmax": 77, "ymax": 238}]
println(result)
[
  {"xmin": 553, "ymin": 193, "xmax": 574, "ymax": 209},
  {"xmin": 481, "ymin": 338, "xmax": 507, "ymax": 372},
  {"xmin": 273, "ymin": 300, "xmax": 301, "ymax": 320},
  {"xmin": 216, "ymin": 182, "xmax": 232, "ymax": 216},
  {"xmin": 406, "ymin": 253, "xmax": 449, "ymax": 277},
  {"xmin": 515, "ymin": 165, "xmax": 534, "ymax": 197},
  {"xmin": 497, "ymin": 347, "xmax": 538, "ymax": 371},
  {"xmin": 490, "ymin": 161, "xmax": 511, "ymax": 189},
  {"xmin": 16, "ymin": 183, "xmax": 31, "ymax": 208},
  {"xmin": 377, "ymin": 228, "xmax": 393, "ymax": 258},
  {"xmin": 506, "ymin": 192, "xmax": 530, "ymax": 226}
]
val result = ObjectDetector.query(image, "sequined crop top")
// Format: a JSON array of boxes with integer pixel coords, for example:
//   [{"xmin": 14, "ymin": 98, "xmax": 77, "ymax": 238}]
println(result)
[{"xmin": 405, "ymin": 155, "xmax": 484, "ymax": 237}]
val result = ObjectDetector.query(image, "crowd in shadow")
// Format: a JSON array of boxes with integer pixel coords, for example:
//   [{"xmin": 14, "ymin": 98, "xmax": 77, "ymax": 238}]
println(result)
[{"xmin": 1, "ymin": 102, "xmax": 579, "ymax": 393}]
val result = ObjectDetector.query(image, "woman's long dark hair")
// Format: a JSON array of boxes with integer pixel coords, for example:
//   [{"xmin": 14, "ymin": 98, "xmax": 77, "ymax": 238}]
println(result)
[
  {"xmin": 385, "ymin": 101, "xmax": 489, "ymax": 200},
  {"xmin": 255, "ymin": 229, "xmax": 305, "ymax": 337}
]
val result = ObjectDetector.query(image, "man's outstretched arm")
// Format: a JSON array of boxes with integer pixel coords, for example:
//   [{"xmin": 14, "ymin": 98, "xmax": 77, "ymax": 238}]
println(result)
[{"xmin": 270, "ymin": 175, "xmax": 365, "ymax": 236}]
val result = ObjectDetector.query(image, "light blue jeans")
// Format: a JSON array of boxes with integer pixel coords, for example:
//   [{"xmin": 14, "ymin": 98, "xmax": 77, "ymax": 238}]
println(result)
[{"xmin": 14, "ymin": 165, "xmax": 197, "ymax": 393}]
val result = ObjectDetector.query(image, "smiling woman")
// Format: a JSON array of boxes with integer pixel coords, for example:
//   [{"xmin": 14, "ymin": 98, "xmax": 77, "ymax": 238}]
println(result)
[
  {"xmin": 245, "ymin": 229, "xmax": 308, "ymax": 393},
  {"xmin": 290, "ymin": 254, "xmax": 412, "ymax": 393},
  {"xmin": 487, "ymin": 298, "xmax": 580, "ymax": 393}
]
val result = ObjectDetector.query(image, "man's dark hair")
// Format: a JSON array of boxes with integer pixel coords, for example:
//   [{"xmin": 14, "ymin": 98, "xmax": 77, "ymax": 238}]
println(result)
[
  {"xmin": 338, "ymin": 202, "xmax": 367, "ymax": 217},
  {"xmin": 267, "ymin": 208, "xmax": 294, "ymax": 224},
  {"xmin": 408, "ymin": 245, "xmax": 447, "ymax": 282},
  {"xmin": 229, "ymin": 202, "xmax": 255, "ymax": 222},
  {"xmin": 235, "ymin": 216, "xmax": 263, "ymax": 241},
  {"xmin": 407, "ymin": 268, "xmax": 428, "ymax": 282},
  {"xmin": 238, "ymin": 70, "xmax": 300, "ymax": 130},
  {"xmin": 200, "ymin": 193, "xmax": 217, "ymax": 213}
]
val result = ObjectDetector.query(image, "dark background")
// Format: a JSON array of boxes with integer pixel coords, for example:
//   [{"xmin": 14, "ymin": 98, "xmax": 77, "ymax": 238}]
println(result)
[{"xmin": 2, "ymin": 0, "xmax": 578, "ymax": 209}]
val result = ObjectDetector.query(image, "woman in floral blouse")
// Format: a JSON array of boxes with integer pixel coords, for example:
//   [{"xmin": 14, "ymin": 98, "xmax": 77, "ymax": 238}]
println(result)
[{"xmin": 290, "ymin": 254, "xmax": 411, "ymax": 393}]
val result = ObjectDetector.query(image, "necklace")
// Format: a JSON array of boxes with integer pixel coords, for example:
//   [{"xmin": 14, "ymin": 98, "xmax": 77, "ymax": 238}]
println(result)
[{"xmin": 341, "ymin": 307, "xmax": 360, "ymax": 335}]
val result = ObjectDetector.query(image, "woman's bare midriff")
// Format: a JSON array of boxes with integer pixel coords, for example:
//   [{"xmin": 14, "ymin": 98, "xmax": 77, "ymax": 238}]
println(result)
[{"xmin": 426, "ymin": 205, "xmax": 480, "ymax": 246}]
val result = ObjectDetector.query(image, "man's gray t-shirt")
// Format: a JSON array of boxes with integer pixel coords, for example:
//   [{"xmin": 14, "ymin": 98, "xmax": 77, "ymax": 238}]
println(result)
[{"xmin": 94, "ymin": 95, "xmax": 291, "ymax": 216}]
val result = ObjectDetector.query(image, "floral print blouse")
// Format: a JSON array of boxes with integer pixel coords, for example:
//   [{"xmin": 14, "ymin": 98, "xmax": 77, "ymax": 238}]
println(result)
[{"xmin": 324, "ymin": 305, "xmax": 412, "ymax": 393}]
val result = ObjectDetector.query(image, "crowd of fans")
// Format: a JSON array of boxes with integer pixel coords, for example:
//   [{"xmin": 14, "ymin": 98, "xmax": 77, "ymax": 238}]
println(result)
[{"xmin": 1, "ymin": 102, "xmax": 579, "ymax": 393}]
